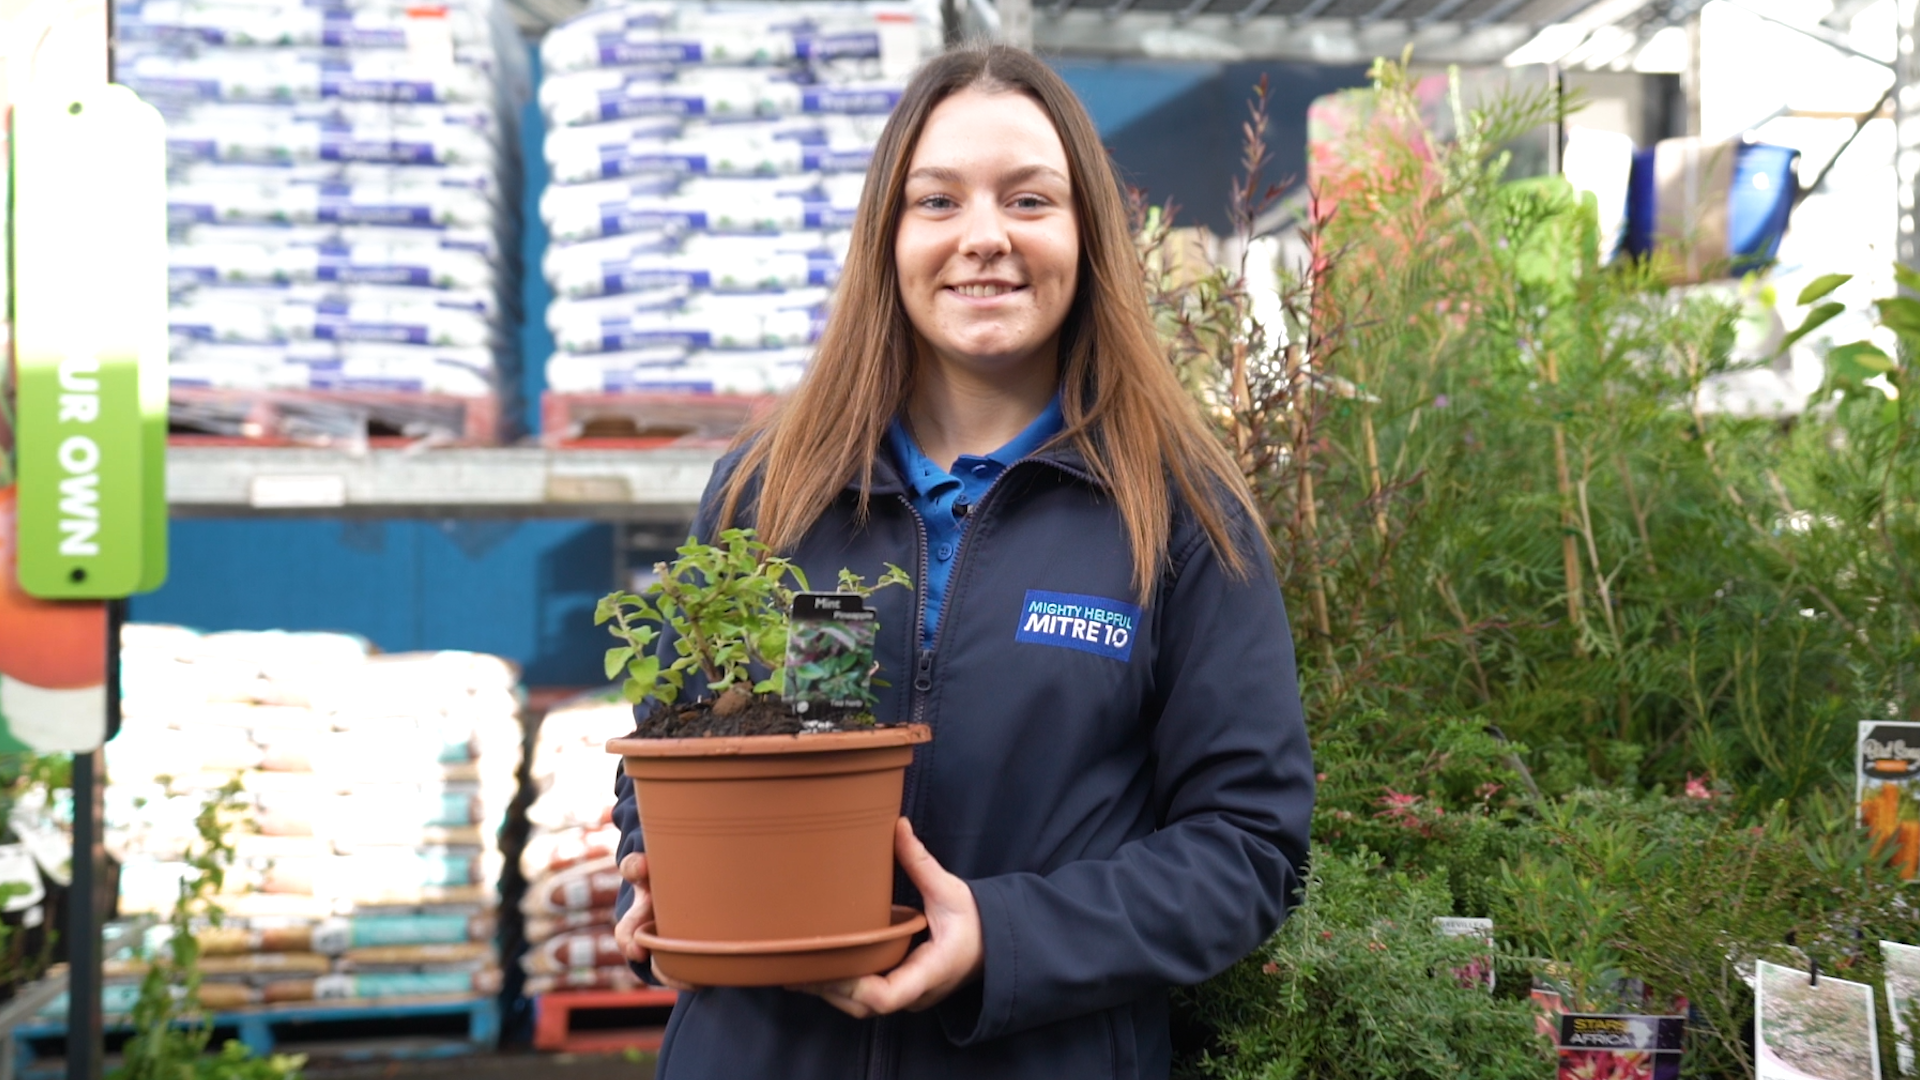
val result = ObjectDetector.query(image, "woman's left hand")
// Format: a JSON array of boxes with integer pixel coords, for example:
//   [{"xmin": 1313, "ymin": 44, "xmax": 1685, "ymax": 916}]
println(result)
[{"xmin": 794, "ymin": 817, "xmax": 983, "ymax": 1017}]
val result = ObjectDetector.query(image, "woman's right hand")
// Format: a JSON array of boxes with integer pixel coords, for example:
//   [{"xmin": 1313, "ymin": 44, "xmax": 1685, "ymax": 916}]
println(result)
[{"xmin": 613, "ymin": 852, "xmax": 698, "ymax": 992}]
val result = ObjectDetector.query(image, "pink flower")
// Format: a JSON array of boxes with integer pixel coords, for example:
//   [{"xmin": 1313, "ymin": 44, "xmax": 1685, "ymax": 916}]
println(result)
[
  {"xmin": 1375, "ymin": 789, "xmax": 1445, "ymax": 835},
  {"xmin": 1685, "ymin": 775, "xmax": 1714, "ymax": 800}
]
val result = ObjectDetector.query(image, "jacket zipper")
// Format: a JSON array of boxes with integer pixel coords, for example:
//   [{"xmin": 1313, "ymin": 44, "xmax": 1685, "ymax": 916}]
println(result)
[
  {"xmin": 870, "ymin": 498, "xmax": 929, "ymax": 1080},
  {"xmin": 896, "ymin": 457, "xmax": 1074, "ymax": 818},
  {"xmin": 870, "ymin": 457, "xmax": 1075, "ymax": 1080}
]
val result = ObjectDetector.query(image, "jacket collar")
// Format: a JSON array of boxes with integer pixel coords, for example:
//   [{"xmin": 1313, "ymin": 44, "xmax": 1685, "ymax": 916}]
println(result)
[{"xmin": 849, "ymin": 438, "xmax": 1098, "ymax": 497}]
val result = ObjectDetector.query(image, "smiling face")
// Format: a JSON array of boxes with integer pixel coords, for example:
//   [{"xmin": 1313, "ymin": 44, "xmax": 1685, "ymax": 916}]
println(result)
[{"xmin": 895, "ymin": 86, "xmax": 1080, "ymax": 387}]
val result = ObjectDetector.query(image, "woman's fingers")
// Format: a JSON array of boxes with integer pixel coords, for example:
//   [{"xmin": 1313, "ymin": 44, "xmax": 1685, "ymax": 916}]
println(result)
[
  {"xmin": 801, "ymin": 979, "xmax": 876, "ymax": 1019},
  {"xmin": 619, "ymin": 851, "xmax": 650, "ymax": 885},
  {"xmin": 613, "ymin": 903, "xmax": 650, "ymax": 963},
  {"xmin": 612, "ymin": 852, "xmax": 653, "ymax": 963},
  {"xmin": 893, "ymin": 818, "xmax": 945, "ymax": 895},
  {"xmin": 795, "ymin": 820, "xmax": 984, "ymax": 1018}
]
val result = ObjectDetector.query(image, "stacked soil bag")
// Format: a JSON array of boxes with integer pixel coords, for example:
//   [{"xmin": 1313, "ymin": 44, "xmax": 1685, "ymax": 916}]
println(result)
[
  {"xmin": 115, "ymin": 0, "xmax": 530, "ymax": 441},
  {"xmin": 535, "ymin": 0, "xmax": 935, "ymax": 399},
  {"xmin": 517, "ymin": 694, "xmax": 635, "ymax": 994},
  {"xmin": 105, "ymin": 625, "xmax": 523, "ymax": 1008}
]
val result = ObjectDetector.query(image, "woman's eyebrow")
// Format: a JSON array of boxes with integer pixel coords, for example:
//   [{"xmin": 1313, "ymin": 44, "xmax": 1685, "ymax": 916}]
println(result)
[{"xmin": 905, "ymin": 164, "xmax": 1070, "ymax": 187}]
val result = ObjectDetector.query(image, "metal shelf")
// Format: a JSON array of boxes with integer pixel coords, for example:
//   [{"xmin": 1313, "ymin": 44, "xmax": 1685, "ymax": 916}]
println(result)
[{"xmin": 165, "ymin": 444, "xmax": 723, "ymax": 523}]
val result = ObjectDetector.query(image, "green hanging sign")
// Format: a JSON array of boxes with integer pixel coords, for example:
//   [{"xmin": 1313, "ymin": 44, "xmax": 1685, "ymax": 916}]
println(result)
[{"xmin": 12, "ymin": 84, "xmax": 169, "ymax": 599}]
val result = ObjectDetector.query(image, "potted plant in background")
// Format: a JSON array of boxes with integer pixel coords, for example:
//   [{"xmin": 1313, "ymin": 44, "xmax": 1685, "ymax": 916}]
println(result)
[{"xmin": 598, "ymin": 528, "xmax": 926, "ymax": 987}]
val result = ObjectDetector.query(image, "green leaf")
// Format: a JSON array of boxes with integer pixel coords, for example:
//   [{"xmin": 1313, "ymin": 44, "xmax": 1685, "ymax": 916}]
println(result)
[
  {"xmin": 1778, "ymin": 302, "xmax": 1843, "ymax": 353},
  {"xmin": 1894, "ymin": 262, "xmax": 1920, "ymax": 296},
  {"xmin": 1876, "ymin": 296, "xmax": 1920, "ymax": 337},
  {"xmin": 604, "ymin": 646, "xmax": 635, "ymax": 680},
  {"xmin": 1828, "ymin": 340, "xmax": 1895, "ymax": 378},
  {"xmin": 1795, "ymin": 273, "xmax": 1850, "ymax": 306},
  {"xmin": 628, "ymin": 653, "xmax": 660, "ymax": 685}
]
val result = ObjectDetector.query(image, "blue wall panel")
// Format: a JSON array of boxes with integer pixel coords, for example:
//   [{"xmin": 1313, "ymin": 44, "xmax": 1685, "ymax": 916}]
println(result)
[{"xmin": 129, "ymin": 518, "xmax": 616, "ymax": 687}]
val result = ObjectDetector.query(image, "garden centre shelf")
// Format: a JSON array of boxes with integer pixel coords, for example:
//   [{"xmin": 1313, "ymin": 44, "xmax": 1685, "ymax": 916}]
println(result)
[{"xmin": 166, "ymin": 445, "xmax": 723, "ymax": 523}]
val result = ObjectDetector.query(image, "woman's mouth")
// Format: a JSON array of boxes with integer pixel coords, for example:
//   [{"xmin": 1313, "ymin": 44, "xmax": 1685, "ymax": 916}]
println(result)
[{"xmin": 949, "ymin": 283, "xmax": 1022, "ymax": 298}]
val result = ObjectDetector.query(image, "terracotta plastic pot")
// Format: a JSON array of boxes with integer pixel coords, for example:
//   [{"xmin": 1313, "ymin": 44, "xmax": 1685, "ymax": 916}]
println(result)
[{"xmin": 607, "ymin": 723, "xmax": 932, "ymax": 987}]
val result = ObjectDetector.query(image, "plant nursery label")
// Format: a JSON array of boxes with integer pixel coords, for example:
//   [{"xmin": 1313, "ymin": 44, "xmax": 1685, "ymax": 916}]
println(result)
[
  {"xmin": 1856, "ymin": 722, "xmax": 1920, "ymax": 880},
  {"xmin": 1754, "ymin": 959, "xmax": 1880, "ymax": 1080},
  {"xmin": 1015, "ymin": 590, "xmax": 1140, "ymax": 662},
  {"xmin": 1884, "ymin": 941, "xmax": 1919, "ymax": 1077},
  {"xmin": 784, "ymin": 592, "xmax": 878, "ymax": 710},
  {"xmin": 1555, "ymin": 1013, "xmax": 1684, "ymax": 1080},
  {"xmin": 1433, "ymin": 916, "xmax": 1495, "ymax": 990}
]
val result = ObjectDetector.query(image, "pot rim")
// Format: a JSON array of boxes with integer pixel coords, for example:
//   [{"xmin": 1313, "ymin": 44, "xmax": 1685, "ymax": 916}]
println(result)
[
  {"xmin": 634, "ymin": 905, "xmax": 927, "ymax": 955},
  {"xmin": 606, "ymin": 722, "xmax": 931, "ymax": 759}
]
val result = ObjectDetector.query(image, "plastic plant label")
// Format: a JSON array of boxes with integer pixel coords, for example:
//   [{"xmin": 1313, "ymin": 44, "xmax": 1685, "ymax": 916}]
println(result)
[
  {"xmin": 1857, "ymin": 722, "xmax": 1920, "ymax": 880},
  {"xmin": 783, "ymin": 592, "xmax": 878, "ymax": 712},
  {"xmin": 1433, "ymin": 916, "xmax": 1495, "ymax": 991},
  {"xmin": 1556, "ymin": 1013, "xmax": 1685, "ymax": 1080},
  {"xmin": 1885, "ymin": 941, "xmax": 1919, "ymax": 1077},
  {"xmin": 1754, "ymin": 959, "xmax": 1879, "ymax": 1080}
]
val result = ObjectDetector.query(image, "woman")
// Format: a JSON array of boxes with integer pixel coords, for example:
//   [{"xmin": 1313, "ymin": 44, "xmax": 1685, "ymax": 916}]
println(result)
[{"xmin": 610, "ymin": 43, "xmax": 1313, "ymax": 1080}]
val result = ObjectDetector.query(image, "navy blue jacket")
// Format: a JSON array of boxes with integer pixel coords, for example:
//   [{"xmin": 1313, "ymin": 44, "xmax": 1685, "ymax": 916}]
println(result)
[{"xmin": 612, "ymin": 438, "xmax": 1314, "ymax": 1080}]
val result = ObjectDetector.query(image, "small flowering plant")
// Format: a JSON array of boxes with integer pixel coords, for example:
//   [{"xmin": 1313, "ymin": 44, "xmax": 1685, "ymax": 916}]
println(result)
[{"xmin": 595, "ymin": 528, "xmax": 910, "ymax": 716}]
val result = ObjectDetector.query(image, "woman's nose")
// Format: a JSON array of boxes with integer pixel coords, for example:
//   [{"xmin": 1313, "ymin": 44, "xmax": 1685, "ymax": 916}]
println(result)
[{"xmin": 955, "ymin": 198, "xmax": 1011, "ymax": 260}]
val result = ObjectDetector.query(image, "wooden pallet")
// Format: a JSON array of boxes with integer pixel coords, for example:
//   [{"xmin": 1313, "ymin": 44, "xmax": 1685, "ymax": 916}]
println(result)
[
  {"xmin": 539, "ymin": 392, "xmax": 774, "ymax": 448},
  {"xmin": 12, "ymin": 993, "xmax": 500, "ymax": 1078},
  {"xmin": 532, "ymin": 988, "xmax": 678, "ymax": 1054},
  {"xmin": 170, "ymin": 387, "xmax": 503, "ymax": 447}
]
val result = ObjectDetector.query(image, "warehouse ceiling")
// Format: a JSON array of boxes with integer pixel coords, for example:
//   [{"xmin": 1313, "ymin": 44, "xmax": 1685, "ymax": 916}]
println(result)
[{"xmin": 504, "ymin": 0, "xmax": 1872, "ymax": 70}]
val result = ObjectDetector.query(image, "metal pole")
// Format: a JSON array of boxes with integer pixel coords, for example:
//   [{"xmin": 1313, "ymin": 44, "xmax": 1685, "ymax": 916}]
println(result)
[
  {"xmin": 65, "ymin": 752, "xmax": 102, "ymax": 1080},
  {"xmin": 66, "ymin": 601, "xmax": 121, "ymax": 1080}
]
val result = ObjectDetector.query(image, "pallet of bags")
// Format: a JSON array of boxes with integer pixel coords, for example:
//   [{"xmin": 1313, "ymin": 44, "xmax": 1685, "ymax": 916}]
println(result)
[
  {"xmin": 104, "ymin": 624, "xmax": 523, "ymax": 1014},
  {"xmin": 517, "ymin": 694, "xmax": 642, "ymax": 995},
  {"xmin": 534, "ymin": 0, "xmax": 938, "ymax": 445},
  {"xmin": 113, "ymin": 0, "xmax": 531, "ymax": 444}
]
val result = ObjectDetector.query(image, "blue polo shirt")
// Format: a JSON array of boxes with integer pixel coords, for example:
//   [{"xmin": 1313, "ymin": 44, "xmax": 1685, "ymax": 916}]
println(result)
[{"xmin": 887, "ymin": 397, "xmax": 1065, "ymax": 648}]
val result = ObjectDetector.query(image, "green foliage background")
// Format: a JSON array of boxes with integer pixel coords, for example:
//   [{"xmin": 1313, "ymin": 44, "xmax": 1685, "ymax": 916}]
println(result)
[{"xmin": 1154, "ymin": 60, "xmax": 1920, "ymax": 1079}]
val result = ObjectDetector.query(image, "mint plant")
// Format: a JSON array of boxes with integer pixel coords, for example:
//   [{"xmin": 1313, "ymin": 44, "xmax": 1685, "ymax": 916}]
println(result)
[{"xmin": 595, "ymin": 528, "xmax": 909, "ymax": 714}]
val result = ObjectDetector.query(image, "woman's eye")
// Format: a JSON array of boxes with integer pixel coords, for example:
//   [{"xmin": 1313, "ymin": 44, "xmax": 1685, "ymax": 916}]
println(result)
[
  {"xmin": 918, "ymin": 195, "xmax": 957, "ymax": 210},
  {"xmin": 1011, "ymin": 195, "xmax": 1049, "ymax": 210}
]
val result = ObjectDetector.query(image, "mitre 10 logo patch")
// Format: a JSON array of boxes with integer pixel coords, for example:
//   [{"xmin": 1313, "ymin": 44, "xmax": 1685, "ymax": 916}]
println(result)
[{"xmin": 1014, "ymin": 590, "xmax": 1139, "ymax": 662}]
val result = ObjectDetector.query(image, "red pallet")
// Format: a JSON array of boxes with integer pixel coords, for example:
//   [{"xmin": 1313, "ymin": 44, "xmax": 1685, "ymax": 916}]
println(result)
[
  {"xmin": 170, "ymin": 387, "xmax": 502, "ymax": 447},
  {"xmin": 539, "ymin": 392, "xmax": 775, "ymax": 448},
  {"xmin": 532, "ymin": 988, "xmax": 679, "ymax": 1054}
]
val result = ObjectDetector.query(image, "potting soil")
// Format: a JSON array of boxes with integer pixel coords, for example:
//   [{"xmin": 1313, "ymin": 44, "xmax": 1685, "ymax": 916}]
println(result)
[{"xmin": 631, "ymin": 693, "xmax": 871, "ymax": 738}]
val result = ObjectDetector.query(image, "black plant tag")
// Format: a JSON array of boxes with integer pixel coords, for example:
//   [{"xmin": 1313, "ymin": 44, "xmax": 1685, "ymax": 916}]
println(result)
[{"xmin": 784, "ymin": 592, "xmax": 879, "ymax": 712}]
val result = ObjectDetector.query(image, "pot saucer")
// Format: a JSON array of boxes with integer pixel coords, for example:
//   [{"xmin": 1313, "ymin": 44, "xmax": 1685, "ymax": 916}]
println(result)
[{"xmin": 636, "ymin": 905, "xmax": 927, "ymax": 987}]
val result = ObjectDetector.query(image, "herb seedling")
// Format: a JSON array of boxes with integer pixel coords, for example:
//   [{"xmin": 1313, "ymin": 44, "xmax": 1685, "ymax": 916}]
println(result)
[{"xmin": 595, "ymin": 528, "xmax": 910, "ymax": 717}]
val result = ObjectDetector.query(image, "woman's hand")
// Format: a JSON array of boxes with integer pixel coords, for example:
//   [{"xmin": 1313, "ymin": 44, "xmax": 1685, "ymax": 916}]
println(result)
[
  {"xmin": 611, "ymin": 852, "xmax": 699, "ymax": 992},
  {"xmin": 795, "ymin": 818, "xmax": 984, "ymax": 1018}
]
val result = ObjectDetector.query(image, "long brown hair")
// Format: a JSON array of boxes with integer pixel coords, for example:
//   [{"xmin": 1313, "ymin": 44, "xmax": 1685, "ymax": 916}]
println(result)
[{"xmin": 719, "ymin": 42, "xmax": 1261, "ymax": 600}]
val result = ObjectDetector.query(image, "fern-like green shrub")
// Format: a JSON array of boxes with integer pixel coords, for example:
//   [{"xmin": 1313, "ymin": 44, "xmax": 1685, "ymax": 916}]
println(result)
[{"xmin": 1181, "ymin": 850, "xmax": 1552, "ymax": 1080}]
